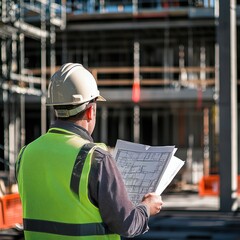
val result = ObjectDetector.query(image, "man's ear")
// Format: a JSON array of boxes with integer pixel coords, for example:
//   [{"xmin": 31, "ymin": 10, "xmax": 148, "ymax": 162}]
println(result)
[{"xmin": 86, "ymin": 106, "xmax": 93, "ymax": 120}]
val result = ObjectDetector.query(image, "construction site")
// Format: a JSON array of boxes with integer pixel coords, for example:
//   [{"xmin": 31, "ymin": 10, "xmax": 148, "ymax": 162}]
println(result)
[{"xmin": 0, "ymin": 0, "xmax": 240, "ymax": 239}]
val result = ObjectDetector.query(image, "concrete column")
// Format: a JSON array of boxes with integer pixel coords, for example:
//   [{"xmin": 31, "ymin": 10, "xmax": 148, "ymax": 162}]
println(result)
[{"xmin": 218, "ymin": 0, "xmax": 238, "ymax": 211}]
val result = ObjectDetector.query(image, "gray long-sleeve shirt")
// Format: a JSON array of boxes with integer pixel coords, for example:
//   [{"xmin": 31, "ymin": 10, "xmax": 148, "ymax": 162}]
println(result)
[{"xmin": 51, "ymin": 120, "xmax": 150, "ymax": 238}]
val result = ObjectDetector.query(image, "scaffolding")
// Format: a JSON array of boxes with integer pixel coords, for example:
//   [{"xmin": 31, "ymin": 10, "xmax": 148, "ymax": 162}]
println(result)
[{"xmin": 0, "ymin": 0, "xmax": 66, "ymax": 184}]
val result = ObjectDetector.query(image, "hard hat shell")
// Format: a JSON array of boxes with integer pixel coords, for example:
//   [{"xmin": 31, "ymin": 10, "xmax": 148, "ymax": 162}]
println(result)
[{"xmin": 46, "ymin": 63, "xmax": 105, "ymax": 106}]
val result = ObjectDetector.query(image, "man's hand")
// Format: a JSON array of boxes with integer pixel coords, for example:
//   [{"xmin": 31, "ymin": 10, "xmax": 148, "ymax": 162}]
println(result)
[{"xmin": 141, "ymin": 192, "xmax": 163, "ymax": 216}]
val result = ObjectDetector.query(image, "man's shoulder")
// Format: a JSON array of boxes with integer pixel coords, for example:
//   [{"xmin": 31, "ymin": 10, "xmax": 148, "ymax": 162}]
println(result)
[
  {"xmin": 92, "ymin": 144, "xmax": 113, "ymax": 163},
  {"xmin": 93, "ymin": 145, "xmax": 110, "ymax": 157}
]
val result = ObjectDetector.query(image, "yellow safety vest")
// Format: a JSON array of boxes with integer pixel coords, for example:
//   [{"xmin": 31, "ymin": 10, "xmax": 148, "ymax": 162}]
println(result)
[{"xmin": 16, "ymin": 127, "xmax": 120, "ymax": 240}]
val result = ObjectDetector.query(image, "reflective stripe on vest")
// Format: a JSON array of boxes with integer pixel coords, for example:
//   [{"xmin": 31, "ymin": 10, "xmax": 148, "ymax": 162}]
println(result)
[{"xmin": 23, "ymin": 219, "xmax": 112, "ymax": 236}]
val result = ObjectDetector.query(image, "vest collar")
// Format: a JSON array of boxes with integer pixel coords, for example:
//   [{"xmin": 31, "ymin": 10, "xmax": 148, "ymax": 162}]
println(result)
[{"xmin": 50, "ymin": 119, "xmax": 93, "ymax": 142}]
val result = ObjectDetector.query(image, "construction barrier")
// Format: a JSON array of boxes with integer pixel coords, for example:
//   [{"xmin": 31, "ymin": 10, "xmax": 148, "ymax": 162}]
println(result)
[
  {"xmin": 198, "ymin": 175, "xmax": 240, "ymax": 196},
  {"xmin": 0, "ymin": 193, "xmax": 22, "ymax": 229}
]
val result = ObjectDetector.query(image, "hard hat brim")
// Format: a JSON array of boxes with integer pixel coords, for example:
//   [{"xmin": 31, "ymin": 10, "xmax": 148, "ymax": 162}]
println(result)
[{"xmin": 97, "ymin": 95, "xmax": 106, "ymax": 101}]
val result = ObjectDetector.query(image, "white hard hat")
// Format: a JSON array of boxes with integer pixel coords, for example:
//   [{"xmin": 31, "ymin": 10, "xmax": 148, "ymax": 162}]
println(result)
[{"xmin": 46, "ymin": 63, "xmax": 105, "ymax": 118}]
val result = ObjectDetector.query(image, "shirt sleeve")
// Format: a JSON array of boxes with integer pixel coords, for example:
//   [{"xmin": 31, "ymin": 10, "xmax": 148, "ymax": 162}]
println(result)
[{"xmin": 88, "ymin": 148, "xmax": 150, "ymax": 238}]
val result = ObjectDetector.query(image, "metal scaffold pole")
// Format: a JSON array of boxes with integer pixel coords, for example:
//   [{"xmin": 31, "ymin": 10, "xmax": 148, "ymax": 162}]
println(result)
[
  {"xmin": 41, "ymin": 1, "xmax": 47, "ymax": 134},
  {"xmin": 133, "ymin": 41, "xmax": 140, "ymax": 143},
  {"xmin": 19, "ymin": 31, "xmax": 26, "ymax": 147},
  {"xmin": 19, "ymin": 0, "xmax": 25, "ymax": 149},
  {"xmin": 49, "ymin": 0, "xmax": 57, "ymax": 124},
  {"xmin": 1, "ymin": 38, "xmax": 9, "ymax": 170}
]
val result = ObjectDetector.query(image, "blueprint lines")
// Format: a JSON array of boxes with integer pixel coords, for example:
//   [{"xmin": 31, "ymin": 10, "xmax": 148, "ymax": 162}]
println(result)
[{"xmin": 115, "ymin": 144, "xmax": 174, "ymax": 205}]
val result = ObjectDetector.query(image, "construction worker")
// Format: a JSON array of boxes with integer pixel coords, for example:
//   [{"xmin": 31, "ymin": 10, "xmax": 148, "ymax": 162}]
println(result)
[{"xmin": 16, "ymin": 63, "xmax": 163, "ymax": 240}]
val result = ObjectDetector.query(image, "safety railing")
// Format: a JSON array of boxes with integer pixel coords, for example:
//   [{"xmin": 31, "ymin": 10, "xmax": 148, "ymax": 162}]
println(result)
[
  {"xmin": 90, "ymin": 66, "xmax": 216, "ymax": 89},
  {"xmin": 66, "ymin": 0, "xmax": 215, "ymax": 15},
  {"xmin": 24, "ymin": 66, "xmax": 215, "ymax": 88},
  {"xmin": 25, "ymin": 65, "xmax": 240, "ymax": 89},
  {"xmin": 22, "ymin": 0, "xmax": 66, "ymax": 29}
]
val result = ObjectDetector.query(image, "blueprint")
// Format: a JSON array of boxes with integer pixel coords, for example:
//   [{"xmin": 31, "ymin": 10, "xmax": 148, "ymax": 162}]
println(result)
[{"xmin": 113, "ymin": 140, "xmax": 184, "ymax": 205}]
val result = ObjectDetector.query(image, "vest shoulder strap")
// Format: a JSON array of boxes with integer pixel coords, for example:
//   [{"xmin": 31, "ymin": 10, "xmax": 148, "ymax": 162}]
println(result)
[{"xmin": 70, "ymin": 142, "xmax": 96, "ymax": 196}]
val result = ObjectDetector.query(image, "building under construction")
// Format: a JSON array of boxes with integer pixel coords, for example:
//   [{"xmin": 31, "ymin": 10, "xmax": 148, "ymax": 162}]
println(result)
[
  {"xmin": 0, "ymin": 0, "xmax": 66, "ymax": 185},
  {"xmin": 0, "ymin": 0, "xmax": 239, "ymax": 213}
]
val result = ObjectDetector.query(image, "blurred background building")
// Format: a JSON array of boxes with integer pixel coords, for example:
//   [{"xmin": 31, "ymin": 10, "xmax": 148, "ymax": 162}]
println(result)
[
  {"xmin": 0, "ymin": 0, "xmax": 66, "ymax": 184},
  {"xmin": 0, "ymin": 0, "xmax": 239, "ymax": 202}
]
